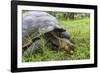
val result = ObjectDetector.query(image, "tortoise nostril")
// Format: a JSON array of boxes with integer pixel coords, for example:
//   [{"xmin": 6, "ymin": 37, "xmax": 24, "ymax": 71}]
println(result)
[{"xmin": 70, "ymin": 44, "xmax": 75, "ymax": 49}]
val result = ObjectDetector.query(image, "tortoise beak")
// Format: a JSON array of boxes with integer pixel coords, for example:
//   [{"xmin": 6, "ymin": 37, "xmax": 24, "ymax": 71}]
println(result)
[
  {"xmin": 69, "ymin": 44, "xmax": 75, "ymax": 49},
  {"xmin": 60, "ymin": 38, "xmax": 75, "ymax": 50}
]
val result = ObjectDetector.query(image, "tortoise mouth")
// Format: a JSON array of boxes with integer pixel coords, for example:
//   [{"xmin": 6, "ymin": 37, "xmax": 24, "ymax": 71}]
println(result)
[
  {"xmin": 59, "ymin": 38, "xmax": 75, "ymax": 50},
  {"xmin": 55, "ymin": 38, "xmax": 75, "ymax": 54}
]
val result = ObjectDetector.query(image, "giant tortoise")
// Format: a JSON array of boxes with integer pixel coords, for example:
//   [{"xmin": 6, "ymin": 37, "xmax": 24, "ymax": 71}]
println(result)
[{"xmin": 22, "ymin": 11, "xmax": 75, "ymax": 56}]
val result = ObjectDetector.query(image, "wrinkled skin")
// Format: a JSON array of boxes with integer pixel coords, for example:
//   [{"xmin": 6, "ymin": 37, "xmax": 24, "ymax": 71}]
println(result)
[{"xmin": 44, "ymin": 29, "xmax": 75, "ymax": 54}]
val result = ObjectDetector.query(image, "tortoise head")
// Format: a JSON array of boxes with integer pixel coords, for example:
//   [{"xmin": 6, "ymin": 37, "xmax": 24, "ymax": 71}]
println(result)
[
  {"xmin": 45, "ymin": 28, "xmax": 75, "ymax": 53},
  {"xmin": 59, "ymin": 38, "xmax": 75, "ymax": 53}
]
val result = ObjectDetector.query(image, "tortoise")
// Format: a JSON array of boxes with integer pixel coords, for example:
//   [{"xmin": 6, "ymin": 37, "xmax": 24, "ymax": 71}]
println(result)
[{"xmin": 22, "ymin": 11, "xmax": 75, "ymax": 55}]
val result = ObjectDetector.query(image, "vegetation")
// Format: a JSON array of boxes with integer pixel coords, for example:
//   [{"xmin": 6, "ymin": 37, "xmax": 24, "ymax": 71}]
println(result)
[{"xmin": 22, "ymin": 11, "xmax": 90, "ymax": 62}]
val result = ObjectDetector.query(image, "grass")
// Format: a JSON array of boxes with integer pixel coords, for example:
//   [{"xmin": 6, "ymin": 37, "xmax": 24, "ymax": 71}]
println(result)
[{"xmin": 22, "ymin": 17, "xmax": 90, "ymax": 62}]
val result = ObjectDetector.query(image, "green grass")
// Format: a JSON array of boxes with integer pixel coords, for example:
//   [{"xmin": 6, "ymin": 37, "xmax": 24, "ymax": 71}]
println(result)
[
  {"xmin": 59, "ymin": 17, "xmax": 90, "ymax": 60},
  {"xmin": 22, "ymin": 17, "xmax": 90, "ymax": 62}
]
